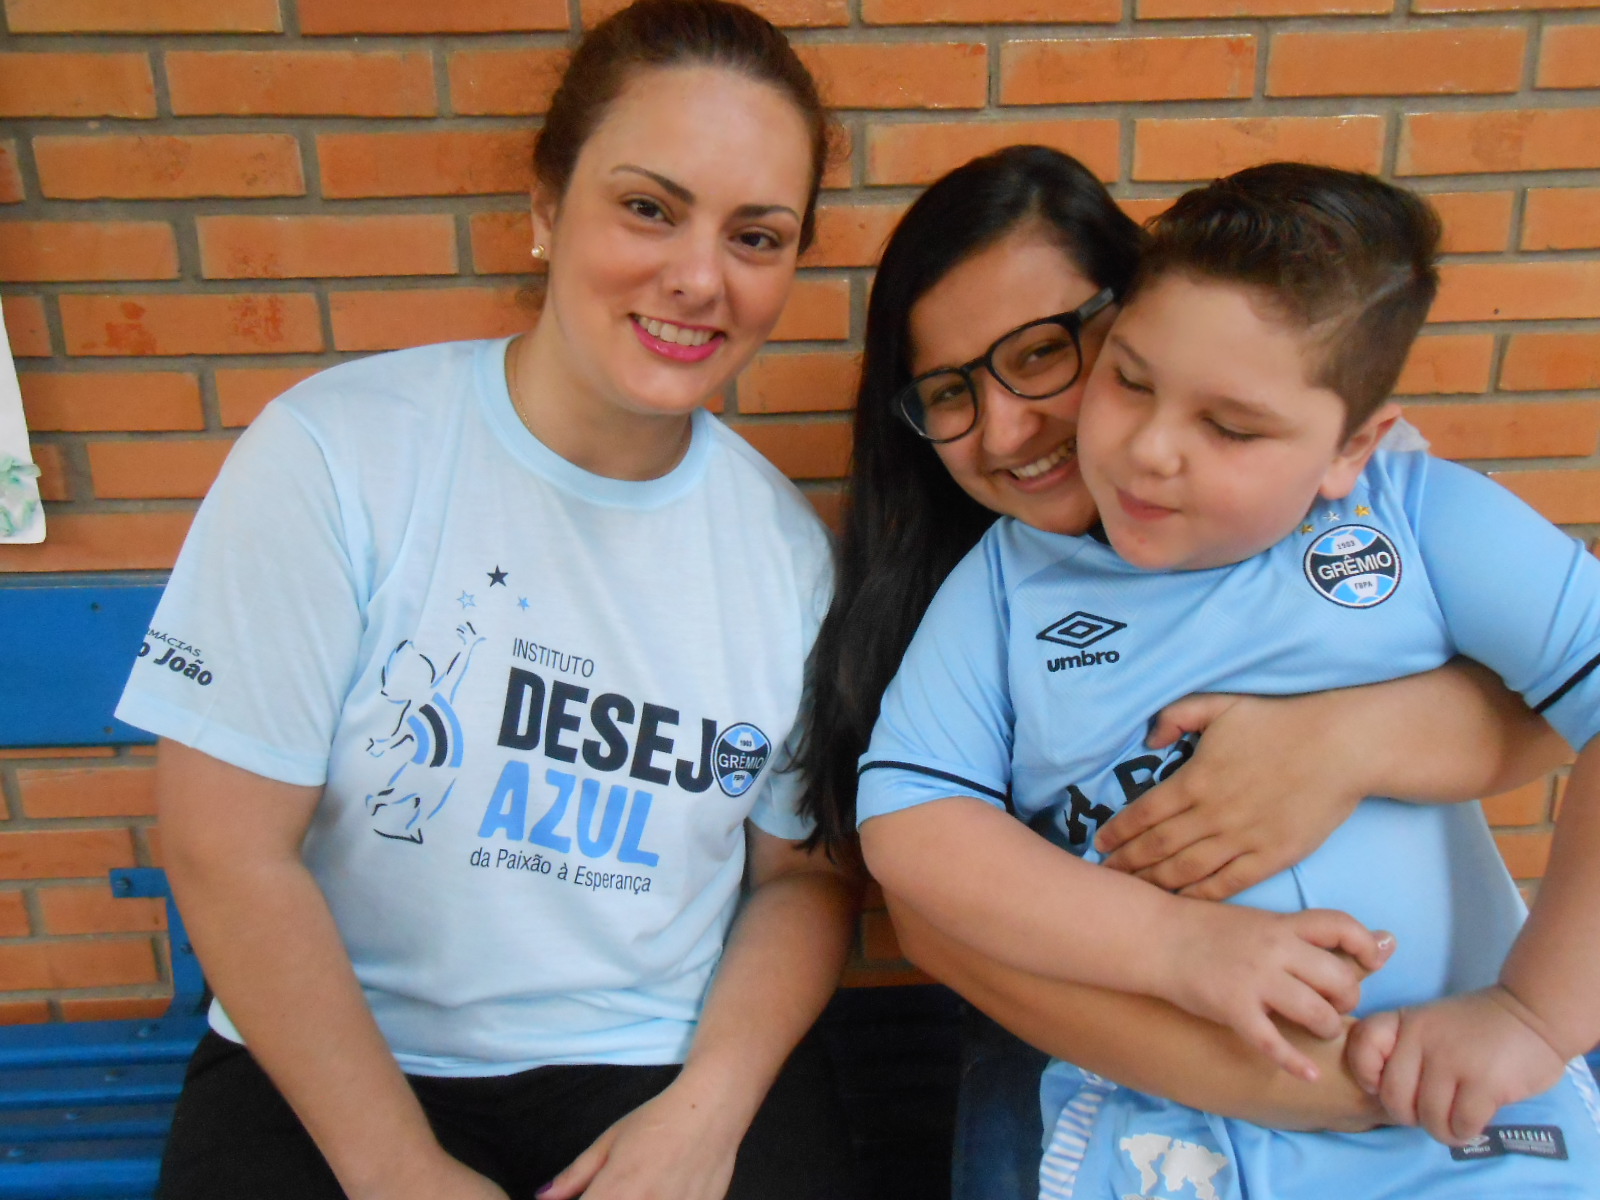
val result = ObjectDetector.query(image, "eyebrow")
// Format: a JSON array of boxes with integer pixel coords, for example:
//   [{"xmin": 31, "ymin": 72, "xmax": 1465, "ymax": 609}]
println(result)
[
  {"xmin": 612, "ymin": 164, "xmax": 800, "ymax": 223},
  {"xmin": 1110, "ymin": 332, "xmax": 1287, "ymax": 425}
]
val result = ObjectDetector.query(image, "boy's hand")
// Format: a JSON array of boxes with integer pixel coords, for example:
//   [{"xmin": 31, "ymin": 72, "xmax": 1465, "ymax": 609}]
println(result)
[
  {"xmin": 1159, "ymin": 903, "xmax": 1394, "ymax": 1082},
  {"xmin": 1347, "ymin": 986, "xmax": 1569, "ymax": 1145}
]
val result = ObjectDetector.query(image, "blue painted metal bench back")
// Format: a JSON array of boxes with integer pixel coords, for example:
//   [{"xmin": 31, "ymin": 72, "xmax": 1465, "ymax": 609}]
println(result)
[
  {"xmin": 0, "ymin": 871, "xmax": 207, "ymax": 1200},
  {"xmin": 0, "ymin": 579, "xmax": 163, "ymax": 749}
]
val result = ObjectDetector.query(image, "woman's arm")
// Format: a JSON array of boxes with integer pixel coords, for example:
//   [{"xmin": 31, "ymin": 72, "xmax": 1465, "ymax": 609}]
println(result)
[
  {"xmin": 1095, "ymin": 660, "xmax": 1569, "ymax": 899},
  {"xmin": 157, "ymin": 740, "xmax": 509, "ymax": 1200},
  {"xmin": 542, "ymin": 827, "xmax": 861, "ymax": 1200},
  {"xmin": 889, "ymin": 891, "xmax": 1385, "ymax": 1132}
]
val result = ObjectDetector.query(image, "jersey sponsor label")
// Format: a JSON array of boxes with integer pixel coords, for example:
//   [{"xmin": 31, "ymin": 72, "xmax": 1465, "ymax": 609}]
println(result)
[
  {"xmin": 1450, "ymin": 1124, "xmax": 1567, "ymax": 1162},
  {"xmin": 1304, "ymin": 524, "xmax": 1401, "ymax": 609},
  {"xmin": 713, "ymin": 722, "xmax": 771, "ymax": 797}
]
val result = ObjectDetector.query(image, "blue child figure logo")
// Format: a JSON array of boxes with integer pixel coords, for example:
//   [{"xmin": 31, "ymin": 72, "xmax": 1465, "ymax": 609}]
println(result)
[{"xmin": 364, "ymin": 622, "xmax": 484, "ymax": 843}]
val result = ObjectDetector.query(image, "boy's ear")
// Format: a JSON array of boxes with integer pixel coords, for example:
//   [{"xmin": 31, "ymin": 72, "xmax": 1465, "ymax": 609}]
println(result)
[{"xmin": 1318, "ymin": 401, "xmax": 1402, "ymax": 501}]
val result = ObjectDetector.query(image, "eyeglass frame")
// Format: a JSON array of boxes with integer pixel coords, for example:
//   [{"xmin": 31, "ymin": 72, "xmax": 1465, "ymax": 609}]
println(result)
[{"xmin": 894, "ymin": 286, "xmax": 1118, "ymax": 445}]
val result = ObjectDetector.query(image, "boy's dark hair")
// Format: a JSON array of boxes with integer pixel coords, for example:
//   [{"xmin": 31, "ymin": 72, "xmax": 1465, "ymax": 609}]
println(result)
[{"xmin": 1133, "ymin": 162, "xmax": 1441, "ymax": 434}]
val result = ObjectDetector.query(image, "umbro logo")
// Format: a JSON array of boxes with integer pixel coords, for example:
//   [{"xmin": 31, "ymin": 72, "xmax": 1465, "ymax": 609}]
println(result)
[{"xmin": 1037, "ymin": 611, "xmax": 1126, "ymax": 649}]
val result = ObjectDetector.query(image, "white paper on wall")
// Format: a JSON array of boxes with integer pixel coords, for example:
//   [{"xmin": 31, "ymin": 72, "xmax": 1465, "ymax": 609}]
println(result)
[{"xmin": 0, "ymin": 301, "xmax": 45, "ymax": 543}]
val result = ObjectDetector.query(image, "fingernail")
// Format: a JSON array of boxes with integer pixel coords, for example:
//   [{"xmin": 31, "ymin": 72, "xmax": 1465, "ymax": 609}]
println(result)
[{"xmin": 1375, "ymin": 933, "xmax": 1395, "ymax": 955}]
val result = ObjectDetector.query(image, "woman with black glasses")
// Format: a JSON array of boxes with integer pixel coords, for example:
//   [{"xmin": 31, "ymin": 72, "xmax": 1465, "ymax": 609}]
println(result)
[{"xmin": 793, "ymin": 145, "xmax": 1564, "ymax": 1200}]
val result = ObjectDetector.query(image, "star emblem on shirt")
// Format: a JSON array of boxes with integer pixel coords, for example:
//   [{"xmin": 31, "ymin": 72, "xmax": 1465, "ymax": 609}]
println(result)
[
  {"xmin": 1300, "ymin": 523, "xmax": 1315, "ymax": 535},
  {"xmin": 457, "ymin": 591, "xmax": 476, "ymax": 610},
  {"xmin": 1323, "ymin": 510, "xmax": 1340, "ymax": 522},
  {"xmin": 517, "ymin": 597, "xmax": 530, "ymax": 611},
  {"xmin": 487, "ymin": 565, "xmax": 508, "ymax": 587},
  {"xmin": 1355, "ymin": 505, "xmax": 1372, "ymax": 517}
]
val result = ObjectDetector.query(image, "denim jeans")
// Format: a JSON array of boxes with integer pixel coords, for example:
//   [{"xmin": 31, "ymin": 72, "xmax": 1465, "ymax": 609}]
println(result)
[{"xmin": 952, "ymin": 1007, "xmax": 1051, "ymax": 1200}]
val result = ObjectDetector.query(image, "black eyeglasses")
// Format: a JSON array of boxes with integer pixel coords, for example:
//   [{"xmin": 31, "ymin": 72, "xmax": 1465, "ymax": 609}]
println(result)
[{"xmin": 895, "ymin": 288, "xmax": 1116, "ymax": 444}]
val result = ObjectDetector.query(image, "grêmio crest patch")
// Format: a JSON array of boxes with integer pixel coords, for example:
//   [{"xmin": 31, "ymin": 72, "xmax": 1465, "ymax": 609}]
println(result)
[{"xmin": 1304, "ymin": 525, "xmax": 1401, "ymax": 609}]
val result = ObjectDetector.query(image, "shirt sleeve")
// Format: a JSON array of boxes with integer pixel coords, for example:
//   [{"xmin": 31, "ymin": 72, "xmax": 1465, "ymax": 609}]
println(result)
[
  {"xmin": 856, "ymin": 533, "xmax": 1015, "ymax": 826},
  {"xmin": 1407, "ymin": 453, "xmax": 1600, "ymax": 752},
  {"xmin": 746, "ymin": 504, "xmax": 836, "ymax": 841},
  {"xmin": 114, "ymin": 401, "xmax": 366, "ymax": 786}
]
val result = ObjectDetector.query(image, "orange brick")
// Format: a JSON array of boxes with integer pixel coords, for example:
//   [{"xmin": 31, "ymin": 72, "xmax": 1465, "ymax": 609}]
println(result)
[
  {"xmin": 861, "ymin": 908, "xmax": 903, "ymax": 961},
  {"xmin": 0, "ymin": 511, "xmax": 192, "ymax": 573},
  {"xmin": 1417, "ymin": 0, "xmax": 1598, "ymax": 10},
  {"xmin": 1494, "ymin": 829, "xmax": 1552, "ymax": 880},
  {"xmin": 1481, "ymin": 778, "xmax": 1551, "ymax": 827},
  {"xmin": 31, "ymin": 443, "xmax": 69, "ymax": 503},
  {"xmin": 470, "ymin": 210, "xmax": 537, "ymax": 274},
  {"xmin": 1432, "ymin": 262, "xmax": 1600, "ymax": 323},
  {"xmin": 1502, "ymin": 332, "xmax": 1600, "ymax": 392},
  {"xmin": 1394, "ymin": 334, "xmax": 1494, "ymax": 395},
  {"xmin": 0, "ymin": 53, "xmax": 155, "ymax": 118},
  {"xmin": 38, "ymin": 884, "xmax": 164, "ymax": 935},
  {"xmin": 1539, "ymin": 24, "xmax": 1600, "ymax": 88},
  {"xmin": 299, "ymin": 0, "xmax": 567, "ymax": 32},
  {"xmin": 4, "ymin": 0, "xmax": 282, "ymax": 31},
  {"xmin": 1406, "ymin": 401, "xmax": 1600, "ymax": 460},
  {"xmin": 198, "ymin": 215, "xmax": 457, "ymax": 280},
  {"xmin": 142, "ymin": 825, "xmax": 164, "ymax": 868},
  {"xmin": 867, "ymin": 0, "xmax": 1119, "ymax": 21},
  {"xmin": 738, "ymin": 351, "xmax": 860, "ymax": 414},
  {"xmin": 61, "ymin": 997, "xmax": 171, "ymax": 1021},
  {"xmin": 803, "ymin": 203, "xmax": 906, "ymax": 269},
  {"xmin": 799, "ymin": 44, "xmax": 987, "ymax": 110},
  {"xmin": 0, "ymin": 1002, "xmax": 51, "ymax": 1026},
  {"xmin": 1523, "ymin": 188, "xmax": 1600, "ymax": 251},
  {"xmin": 1136, "ymin": 116, "xmax": 1384, "ymax": 181},
  {"xmin": 166, "ymin": 50, "xmax": 436, "ymax": 118},
  {"xmin": 318, "ymin": 131, "xmax": 534, "ymax": 199},
  {"xmin": 582, "ymin": 0, "xmax": 846, "ymax": 22},
  {"xmin": 34, "ymin": 134, "xmax": 305, "ymax": 200},
  {"xmin": 19, "ymin": 372, "xmax": 204, "ymax": 433},
  {"xmin": 0, "ymin": 891, "xmax": 27, "ymax": 938},
  {"xmin": 0, "ymin": 829, "xmax": 135, "ymax": 881},
  {"xmin": 731, "ymin": 418, "xmax": 851, "ymax": 480},
  {"xmin": 0, "ymin": 140, "xmax": 21, "ymax": 203},
  {"xmin": 1267, "ymin": 28, "xmax": 1523, "ymax": 97},
  {"xmin": 128, "ymin": 745, "xmax": 159, "ymax": 758},
  {"xmin": 1400, "ymin": 109, "xmax": 1600, "ymax": 175},
  {"xmin": 448, "ymin": 49, "xmax": 567, "ymax": 116},
  {"xmin": 89, "ymin": 438, "xmax": 233, "ymax": 500},
  {"xmin": 868, "ymin": 119, "xmax": 1120, "ymax": 186},
  {"xmin": 1490, "ymin": 470, "xmax": 1600, "ymax": 525},
  {"xmin": 1141, "ymin": 0, "xmax": 1387, "ymax": 14},
  {"xmin": 216, "ymin": 366, "xmax": 323, "ymax": 427},
  {"xmin": 0, "ymin": 221, "xmax": 178, "ymax": 283},
  {"xmin": 772, "ymin": 278, "xmax": 851, "ymax": 342},
  {"xmin": 1424, "ymin": 191, "xmax": 1515, "ymax": 254},
  {"xmin": 1, "ymin": 295, "xmax": 53, "ymax": 357},
  {"xmin": 61, "ymin": 293, "xmax": 324, "ymax": 357},
  {"xmin": 0, "ymin": 941, "xmax": 159, "ymax": 990},
  {"xmin": 1003, "ymin": 36, "xmax": 1255, "ymax": 106},
  {"xmin": 331, "ymin": 287, "xmax": 530, "ymax": 352}
]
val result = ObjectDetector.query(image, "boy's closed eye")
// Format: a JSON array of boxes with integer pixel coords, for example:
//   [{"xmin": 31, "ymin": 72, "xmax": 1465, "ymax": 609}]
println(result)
[{"xmin": 1113, "ymin": 365, "xmax": 1153, "ymax": 394}]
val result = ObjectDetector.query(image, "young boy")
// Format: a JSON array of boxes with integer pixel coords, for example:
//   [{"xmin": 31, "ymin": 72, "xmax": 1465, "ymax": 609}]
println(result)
[{"xmin": 858, "ymin": 163, "xmax": 1600, "ymax": 1198}]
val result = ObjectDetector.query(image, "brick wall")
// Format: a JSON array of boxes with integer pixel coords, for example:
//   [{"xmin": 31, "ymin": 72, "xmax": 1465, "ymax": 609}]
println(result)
[{"xmin": 0, "ymin": 0, "xmax": 1594, "ymax": 1020}]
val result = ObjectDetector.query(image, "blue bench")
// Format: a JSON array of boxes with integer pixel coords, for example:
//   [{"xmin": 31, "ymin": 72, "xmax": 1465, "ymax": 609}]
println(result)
[{"xmin": 0, "ymin": 870, "xmax": 207, "ymax": 1200}]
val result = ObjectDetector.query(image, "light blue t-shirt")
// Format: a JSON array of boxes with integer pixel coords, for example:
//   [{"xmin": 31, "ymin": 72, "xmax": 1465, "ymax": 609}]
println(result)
[
  {"xmin": 860, "ymin": 449, "xmax": 1600, "ymax": 1198},
  {"xmin": 117, "ymin": 338, "xmax": 833, "ymax": 1076}
]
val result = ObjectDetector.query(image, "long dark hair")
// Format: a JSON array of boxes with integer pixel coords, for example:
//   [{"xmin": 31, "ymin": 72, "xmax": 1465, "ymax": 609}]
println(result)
[{"xmin": 795, "ymin": 145, "xmax": 1145, "ymax": 848}]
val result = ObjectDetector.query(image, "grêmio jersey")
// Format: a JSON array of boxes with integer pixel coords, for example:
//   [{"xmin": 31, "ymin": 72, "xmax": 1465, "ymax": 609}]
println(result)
[
  {"xmin": 116, "ymin": 337, "xmax": 832, "ymax": 1076},
  {"xmin": 858, "ymin": 447, "xmax": 1600, "ymax": 1197}
]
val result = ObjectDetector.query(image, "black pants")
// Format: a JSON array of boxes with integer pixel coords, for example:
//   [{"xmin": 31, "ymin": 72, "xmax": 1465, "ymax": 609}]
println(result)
[{"xmin": 158, "ymin": 1031, "xmax": 859, "ymax": 1200}]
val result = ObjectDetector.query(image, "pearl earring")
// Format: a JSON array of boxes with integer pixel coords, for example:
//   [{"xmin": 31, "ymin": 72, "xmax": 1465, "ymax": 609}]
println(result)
[{"xmin": 531, "ymin": 245, "xmax": 547, "ymax": 260}]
